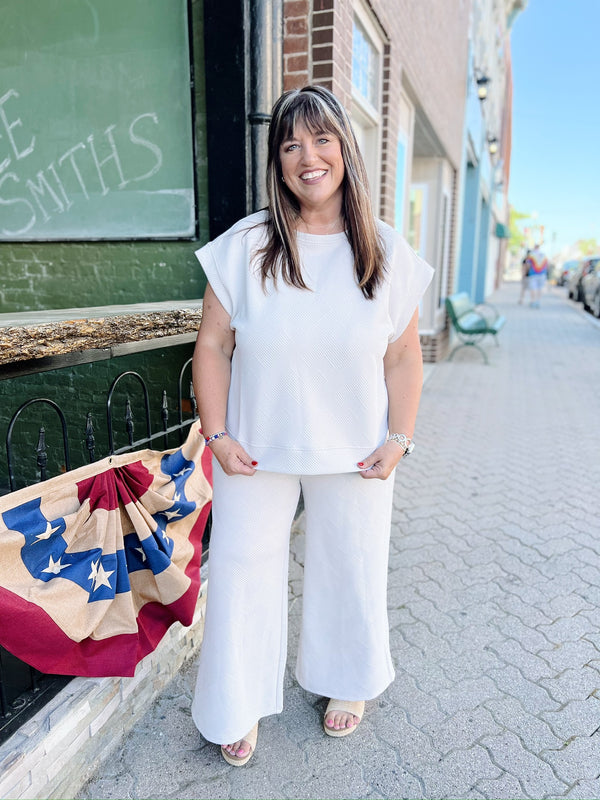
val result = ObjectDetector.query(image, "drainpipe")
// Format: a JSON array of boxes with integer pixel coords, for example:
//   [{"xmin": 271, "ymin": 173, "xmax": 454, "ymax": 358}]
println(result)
[{"xmin": 248, "ymin": 0, "xmax": 283, "ymax": 211}]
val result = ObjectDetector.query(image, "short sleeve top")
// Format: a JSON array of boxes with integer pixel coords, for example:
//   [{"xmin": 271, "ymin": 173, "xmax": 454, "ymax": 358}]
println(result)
[{"xmin": 195, "ymin": 210, "xmax": 433, "ymax": 474}]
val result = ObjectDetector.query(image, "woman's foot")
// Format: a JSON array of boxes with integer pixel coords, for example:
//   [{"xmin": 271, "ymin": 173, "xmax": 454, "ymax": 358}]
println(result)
[
  {"xmin": 323, "ymin": 699, "xmax": 365, "ymax": 737},
  {"xmin": 221, "ymin": 722, "xmax": 258, "ymax": 766}
]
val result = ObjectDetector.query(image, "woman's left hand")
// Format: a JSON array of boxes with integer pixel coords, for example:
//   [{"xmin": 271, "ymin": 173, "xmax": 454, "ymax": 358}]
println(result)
[{"xmin": 357, "ymin": 441, "xmax": 405, "ymax": 480}]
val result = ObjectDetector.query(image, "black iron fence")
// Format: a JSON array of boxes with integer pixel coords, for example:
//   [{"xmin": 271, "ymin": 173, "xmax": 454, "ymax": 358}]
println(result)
[{"xmin": 0, "ymin": 356, "xmax": 209, "ymax": 744}]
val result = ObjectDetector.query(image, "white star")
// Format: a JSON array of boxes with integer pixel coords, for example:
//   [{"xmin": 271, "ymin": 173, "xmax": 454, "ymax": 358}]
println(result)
[
  {"xmin": 33, "ymin": 520, "xmax": 62, "ymax": 544},
  {"xmin": 92, "ymin": 563, "xmax": 114, "ymax": 590},
  {"xmin": 88, "ymin": 559, "xmax": 115, "ymax": 591},
  {"xmin": 164, "ymin": 508, "xmax": 182, "ymax": 521},
  {"xmin": 42, "ymin": 555, "xmax": 71, "ymax": 575},
  {"xmin": 173, "ymin": 467, "xmax": 192, "ymax": 478},
  {"xmin": 135, "ymin": 546, "xmax": 147, "ymax": 561},
  {"xmin": 174, "ymin": 491, "xmax": 182, "ymax": 502},
  {"xmin": 88, "ymin": 559, "xmax": 114, "ymax": 592}
]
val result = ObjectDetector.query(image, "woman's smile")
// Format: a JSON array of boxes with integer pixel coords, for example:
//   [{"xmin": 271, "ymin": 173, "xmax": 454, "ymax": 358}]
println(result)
[{"xmin": 300, "ymin": 169, "xmax": 327, "ymax": 183}]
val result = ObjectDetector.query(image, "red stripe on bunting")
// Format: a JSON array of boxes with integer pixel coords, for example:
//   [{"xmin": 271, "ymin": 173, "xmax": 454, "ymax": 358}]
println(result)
[{"xmin": 77, "ymin": 460, "xmax": 153, "ymax": 511}]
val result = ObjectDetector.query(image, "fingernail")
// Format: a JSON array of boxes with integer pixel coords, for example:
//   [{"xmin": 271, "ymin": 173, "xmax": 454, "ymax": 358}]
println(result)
[
  {"xmin": 357, "ymin": 462, "xmax": 364, "ymax": 467},
  {"xmin": 251, "ymin": 461, "xmax": 258, "ymax": 466}
]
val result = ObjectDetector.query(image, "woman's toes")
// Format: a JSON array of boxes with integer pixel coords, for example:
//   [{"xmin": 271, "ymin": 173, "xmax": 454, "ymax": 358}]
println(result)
[
  {"xmin": 223, "ymin": 739, "xmax": 248, "ymax": 755},
  {"xmin": 325, "ymin": 712, "xmax": 338, "ymax": 729},
  {"xmin": 325, "ymin": 712, "xmax": 358, "ymax": 730}
]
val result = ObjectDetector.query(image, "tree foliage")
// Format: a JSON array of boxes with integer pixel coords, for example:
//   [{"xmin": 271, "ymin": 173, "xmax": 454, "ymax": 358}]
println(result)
[
  {"xmin": 508, "ymin": 206, "xmax": 530, "ymax": 255},
  {"xmin": 576, "ymin": 238, "xmax": 599, "ymax": 256}
]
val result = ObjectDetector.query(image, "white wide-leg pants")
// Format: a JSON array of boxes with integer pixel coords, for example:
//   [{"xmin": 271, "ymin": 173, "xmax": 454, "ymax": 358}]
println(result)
[{"xmin": 191, "ymin": 462, "xmax": 396, "ymax": 744}]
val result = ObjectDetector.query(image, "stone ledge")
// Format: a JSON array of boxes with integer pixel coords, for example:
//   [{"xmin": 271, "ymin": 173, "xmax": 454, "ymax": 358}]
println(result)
[{"xmin": 0, "ymin": 301, "xmax": 203, "ymax": 366}]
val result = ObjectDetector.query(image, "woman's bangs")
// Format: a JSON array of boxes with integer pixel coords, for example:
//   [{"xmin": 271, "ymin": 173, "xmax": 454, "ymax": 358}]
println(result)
[{"xmin": 280, "ymin": 95, "xmax": 341, "ymax": 142}]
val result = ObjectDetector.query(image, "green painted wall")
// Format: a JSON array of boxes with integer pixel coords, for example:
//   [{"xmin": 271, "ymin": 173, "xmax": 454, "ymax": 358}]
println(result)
[{"xmin": 0, "ymin": 0, "xmax": 208, "ymax": 313}]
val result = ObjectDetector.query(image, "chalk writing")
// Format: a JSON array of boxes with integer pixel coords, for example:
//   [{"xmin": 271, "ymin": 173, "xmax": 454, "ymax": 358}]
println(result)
[
  {"xmin": 0, "ymin": 89, "xmax": 36, "ymax": 165},
  {"xmin": 0, "ymin": 89, "xmax": 165, "ymax": 237}
]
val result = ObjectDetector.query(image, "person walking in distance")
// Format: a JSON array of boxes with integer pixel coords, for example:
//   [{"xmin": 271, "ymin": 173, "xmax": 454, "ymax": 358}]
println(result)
[
  {"xmin": 525, "ymin": 243, "xmax": 548, "ymax": 308},
  {"xmin": 518, "ymin": 249, "xmax": 531, "ymax": 304},
  {"xmin": 190, "ymin": 85, "xmax": 433, "ymax": 766}
]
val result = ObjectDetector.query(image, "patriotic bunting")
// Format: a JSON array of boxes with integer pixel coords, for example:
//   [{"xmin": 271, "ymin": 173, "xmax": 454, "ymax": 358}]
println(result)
[{"xmin": 0, "ymin": 425, "xmax": 212, "ymax": 677}]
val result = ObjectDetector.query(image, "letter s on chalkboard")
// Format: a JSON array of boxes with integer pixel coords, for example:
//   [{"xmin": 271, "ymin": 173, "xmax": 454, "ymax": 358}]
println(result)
[
  {"xmin": 0, "ymin": 172, "xmax": 36, "ymax": 236},
  {"xmin": 129, "ymin": 113, "xmax": 163, "ymax": 183}
]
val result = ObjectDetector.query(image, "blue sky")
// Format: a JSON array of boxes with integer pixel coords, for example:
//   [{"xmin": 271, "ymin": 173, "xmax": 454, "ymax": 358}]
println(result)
[{"xmin": 509, "ymin": 0, "xmax": 600, "ymax": 255}]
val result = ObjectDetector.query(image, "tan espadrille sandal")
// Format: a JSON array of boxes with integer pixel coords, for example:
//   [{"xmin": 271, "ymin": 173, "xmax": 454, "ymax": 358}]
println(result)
[
  {"xmin": 323, "ymin": 699, "xmax": 365, "ymax": 738},
  {"xmin": 220, "ymin": 722, "xmax": 259, "ymax": 766}
]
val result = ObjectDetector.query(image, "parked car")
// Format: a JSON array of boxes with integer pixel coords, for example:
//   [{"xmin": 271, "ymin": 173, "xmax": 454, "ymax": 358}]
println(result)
[
  {"xmin": 568, "ymin": 256, "xmax": 600, "ymax": 302},
  {"xmin": 582, "ymin": 257, "xmax": 600, "ymax": 317},
  {"xmin": 557, "ymin": 259, "xmax": 580, "ymax": 287}
]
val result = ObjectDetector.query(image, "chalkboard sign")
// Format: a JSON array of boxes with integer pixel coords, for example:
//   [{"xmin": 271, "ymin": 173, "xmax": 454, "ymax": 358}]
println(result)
[{"xmin": 0, "ymin": 0, "xmax": 196, "ymax": 240}]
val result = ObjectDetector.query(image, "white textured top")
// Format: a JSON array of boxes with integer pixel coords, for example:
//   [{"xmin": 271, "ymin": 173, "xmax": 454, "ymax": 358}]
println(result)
[{"xmin": 195, "ymin": 210, "xmax": 433, "ymax": 474}]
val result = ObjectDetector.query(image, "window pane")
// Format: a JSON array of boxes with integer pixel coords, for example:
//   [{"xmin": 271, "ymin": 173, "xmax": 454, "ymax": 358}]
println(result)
[
  {"xmin": 352, "ymin": 18, "xmax": 379, "ymax": 109},
  {"xmin": 408, "ymin": 186, "xmax": 425, "ymax": 255}
]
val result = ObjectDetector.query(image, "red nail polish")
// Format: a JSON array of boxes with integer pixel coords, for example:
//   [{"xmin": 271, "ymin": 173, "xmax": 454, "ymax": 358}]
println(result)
[
  {"xmin": 358, "ymin": 462, "xmax": 364, "ymax": 467},
  {"xmin": 251, "ymin": 461, "xmax": 258, "ymax": 466}
]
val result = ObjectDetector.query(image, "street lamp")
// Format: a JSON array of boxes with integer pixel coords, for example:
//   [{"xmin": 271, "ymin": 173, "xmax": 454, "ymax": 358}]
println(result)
[
  {"xmin": 476, "ymin": 74, "xmax": 491, "ymax": 100},
  {"xmin": 487, "ymin": 136, "xmax": 499, "ymax": 155}
]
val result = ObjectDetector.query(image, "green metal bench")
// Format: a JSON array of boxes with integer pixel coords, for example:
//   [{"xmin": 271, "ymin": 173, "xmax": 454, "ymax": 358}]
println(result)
[{"xmin": 445, "ymin": 292, "xmax": 506, "ymax": 364}]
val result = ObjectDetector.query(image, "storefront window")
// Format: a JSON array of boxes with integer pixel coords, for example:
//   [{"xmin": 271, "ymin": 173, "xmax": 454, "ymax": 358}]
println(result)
[{"xmin": 352, "ymin": 18, "xmax": 379, "ymax": 111}]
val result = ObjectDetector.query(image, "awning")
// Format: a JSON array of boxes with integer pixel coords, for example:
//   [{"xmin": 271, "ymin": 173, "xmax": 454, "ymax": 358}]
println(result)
[{"xmin": 495, "ymin": 222, "xmax": 510, "ymax": 239}]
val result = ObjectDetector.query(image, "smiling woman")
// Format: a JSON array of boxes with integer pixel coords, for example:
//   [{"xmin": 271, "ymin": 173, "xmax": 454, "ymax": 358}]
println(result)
[{"xmin": 189, "ymin": 85, "xmax": 434, "ymax": 766}]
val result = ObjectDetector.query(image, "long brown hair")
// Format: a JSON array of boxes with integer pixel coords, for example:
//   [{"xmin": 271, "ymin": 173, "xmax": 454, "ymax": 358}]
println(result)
[{"xmin": 257, "ymin": 85, "xmax": 386, "ymax": 299}]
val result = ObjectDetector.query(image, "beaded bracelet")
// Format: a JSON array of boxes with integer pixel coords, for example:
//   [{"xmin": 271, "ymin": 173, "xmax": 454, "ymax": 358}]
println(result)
[
  {"xmin": 204, "ymin": 430, "xmax": 228, "ymax": 446},
  {"xmin": 387, "ymin": 433, "xmax": 415, "ymax": 456}
]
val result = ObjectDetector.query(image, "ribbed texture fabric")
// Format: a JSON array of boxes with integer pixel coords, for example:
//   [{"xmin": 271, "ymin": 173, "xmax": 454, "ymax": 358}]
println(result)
[{"xmin": 195, "ymin": 211, "xmax": 433, "ymax": 474}]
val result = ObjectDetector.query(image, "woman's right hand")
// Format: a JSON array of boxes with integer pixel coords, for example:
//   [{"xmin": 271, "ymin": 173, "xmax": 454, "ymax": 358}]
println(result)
[{"xmin": 208, "ymin": 437, "xmax": 258, "ymax": 476}]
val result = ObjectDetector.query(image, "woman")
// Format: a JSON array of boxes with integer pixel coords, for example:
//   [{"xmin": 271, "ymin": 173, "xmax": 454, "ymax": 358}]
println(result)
[{"xmin": 191, "ymin": 85, "xmax": 433, "ymax": 766}]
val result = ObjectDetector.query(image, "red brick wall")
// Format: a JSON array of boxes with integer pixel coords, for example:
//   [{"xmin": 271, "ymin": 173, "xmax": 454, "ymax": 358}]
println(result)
[
  {"xmin": 368, "ymin": 0, "xmax": 469, "ymax": 168},
  {"xmin": 284, "ymin": 0, "xmax": 310, "ymax": 89}
]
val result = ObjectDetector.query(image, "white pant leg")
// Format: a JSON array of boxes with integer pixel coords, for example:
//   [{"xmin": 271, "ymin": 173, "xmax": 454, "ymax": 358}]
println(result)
[
  {"xmin": 191, "ymin": 462, "xmax": 300, "ymax": 744},
  {"xmin": 296, "ymin": 471, "xmax": 396, "ymax": 700}
]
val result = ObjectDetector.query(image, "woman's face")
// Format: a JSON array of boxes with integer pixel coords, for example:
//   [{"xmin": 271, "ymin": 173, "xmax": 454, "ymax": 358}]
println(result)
[{"xmin": 279, "ymin": 121, "xmax": 345, "ymax": 215}]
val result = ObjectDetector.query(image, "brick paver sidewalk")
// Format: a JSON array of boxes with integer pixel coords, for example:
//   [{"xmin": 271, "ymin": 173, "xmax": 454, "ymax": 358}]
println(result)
[{"xmin": 80, "ymin": 282, "xmax": 600, "ymax": 800}]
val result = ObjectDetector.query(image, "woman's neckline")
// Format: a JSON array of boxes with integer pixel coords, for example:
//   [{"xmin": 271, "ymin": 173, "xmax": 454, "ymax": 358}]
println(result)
[{"xmin": 296, "ymin": 228, "xmax": 348, "ymax": 242}]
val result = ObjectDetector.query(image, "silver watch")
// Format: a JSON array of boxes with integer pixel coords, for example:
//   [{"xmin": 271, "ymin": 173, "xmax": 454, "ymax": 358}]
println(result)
[{"xmin": 387, "ymin": 433, "xmax": 415, "ymax": 456}]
